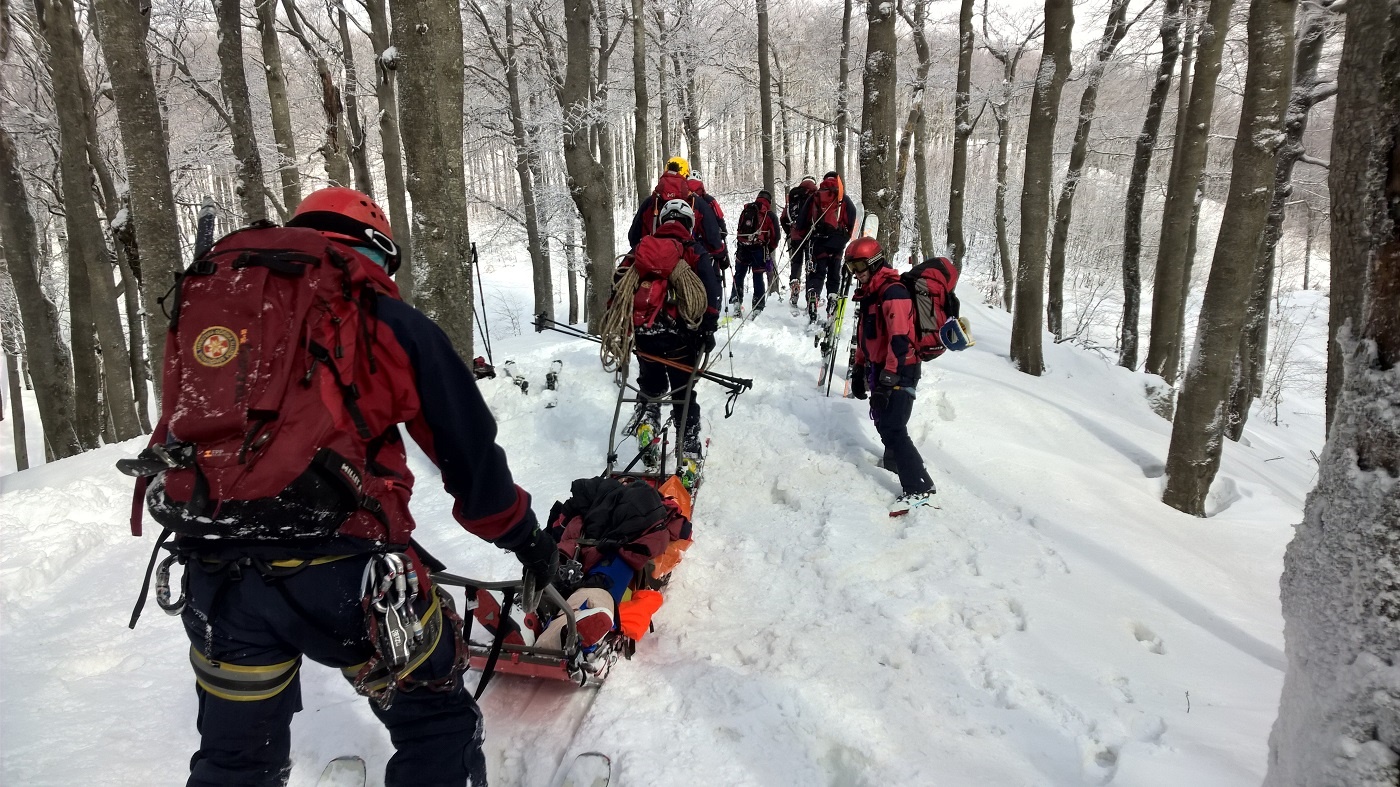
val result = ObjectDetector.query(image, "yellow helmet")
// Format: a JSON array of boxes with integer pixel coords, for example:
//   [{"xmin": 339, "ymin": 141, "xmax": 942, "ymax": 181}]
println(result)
[{"xmin": 664, "ymin": 156, "xmax": 691, "ymax": 178}]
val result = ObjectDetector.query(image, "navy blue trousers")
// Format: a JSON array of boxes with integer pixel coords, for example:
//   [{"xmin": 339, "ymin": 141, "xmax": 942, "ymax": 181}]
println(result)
[
  {"xmin": 181, "ymin": 555, "xmax": 485, "ymax": 787},
  {"xmin": 730, "ymin": 245, "xmax": 770, "ymax": 308},
  {"xmin": 635, "ymin": 332, "xmax": 701, "ymax": 438},
  {"xmin": 872, "ymin": 389, "xmax": 933, "ymax": 495}
]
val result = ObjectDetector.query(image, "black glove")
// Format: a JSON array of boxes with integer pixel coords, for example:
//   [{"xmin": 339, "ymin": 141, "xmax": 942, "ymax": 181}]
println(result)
[
  {"xmin": 511, "ymin": 528, "xmax": 560, "ymax": 589},
  {"xmin": 871, "ymin": 369, "xmax": 899, "ymax": 410},
  {"xmin": 698, "ymin": 331, "xmax": 716, "ymax": 354},
  {"xmin": 716, "ymin": 251, "xmax": 731, "ymax": 271},
  {"xmin": 851, "ymin": 364, "xmax": 868, "ymax": 400}
]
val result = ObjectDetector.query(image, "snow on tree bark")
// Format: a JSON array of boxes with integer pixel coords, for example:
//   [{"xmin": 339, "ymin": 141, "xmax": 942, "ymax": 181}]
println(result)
[
  {"xmin": 1162, "ymin": 0, "xmax": 1298, "ymax": 515},
  {"xmin": 211, "ymin": 0, "xmax": 269, "ymax": 223},
  {"xmin": 945, "ymin": 0, "xmax": 976, "ymax": 269},
  {"xmin": 834, "ymin": 0, "xmax": 852, "ymax": 180},
  {"xmin": 1008, "ymin": 0, "xmax": 1073, "ymax": 376},
  {"xmin": 859, "ymin": 0, "xmax": 899, "ymax": 252},
  {"xmin": 254, "ymin": 0, "xmax": 301, "ymax": 214},
  {"xmin": 1266, "ymin": 1, "xmax": 1399, "ymax": 768},
  {"xmin": 631, "ymin": 0, "xmax": 650, "ymax": 205},
  {"xmin": 1119, "ymin": 0, "xmax": 1183, "ymax": 371},
  {"xmin": 757, "ymin": 0, "xmax": 775, "ymax": 198},
  {"xmin": 363, "ymin": 0, "xmax": 414, "ymax": 303},
  {"xmin": 391, "ymin": 0, "xmax": 476, "ymax": 357}
]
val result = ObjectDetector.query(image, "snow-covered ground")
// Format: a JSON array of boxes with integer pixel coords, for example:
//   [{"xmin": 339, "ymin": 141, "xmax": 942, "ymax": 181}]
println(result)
[{"xmin": 0, "ymin": 249, "xmax": 1324, "ymax": 786}]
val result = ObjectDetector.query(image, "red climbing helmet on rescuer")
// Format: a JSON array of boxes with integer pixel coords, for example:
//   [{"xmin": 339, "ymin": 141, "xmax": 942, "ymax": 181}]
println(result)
[
  {"xmin": 844, "ymin": 236, "xmax": 885, "ymax": 274},
  {"xmin": 287, "ymin": 187, "xmax": 401, "ymax": 274}
]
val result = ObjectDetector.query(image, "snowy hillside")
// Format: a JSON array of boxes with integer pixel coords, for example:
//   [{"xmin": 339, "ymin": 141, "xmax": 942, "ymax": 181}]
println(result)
[{"xmin": 0, "ymin": 275, "xmax": 1323, "ymax": 786}]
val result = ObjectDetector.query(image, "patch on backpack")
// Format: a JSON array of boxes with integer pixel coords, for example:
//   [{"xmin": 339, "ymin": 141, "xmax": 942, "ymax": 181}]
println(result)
[{"xmin": 193, "ymin": 326, "xmax": 239, "ymax": 367}]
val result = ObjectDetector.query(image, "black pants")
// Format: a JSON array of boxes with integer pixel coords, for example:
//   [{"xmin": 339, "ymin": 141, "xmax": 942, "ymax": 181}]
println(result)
[
  {"xmin": 731, "ymin": 245, "xmax": 769, "ymax": 308},
  {"xmin": 806, "ymin": 246, "xmax": 843, "ymax": 302},
  {"xmin": 872, "ymin": 388, "xmax": 933, "ymax": 495},
  {"xmin": 788, "ymin": 238, "xmax": 808, "ymax": 284},
  {"xmin": 635, "ymin": 332, "xmax": 701, "ymax": 439},
  {"xmin": 181, "ymin": 555, "xmax": 484, "ymax": 787}
]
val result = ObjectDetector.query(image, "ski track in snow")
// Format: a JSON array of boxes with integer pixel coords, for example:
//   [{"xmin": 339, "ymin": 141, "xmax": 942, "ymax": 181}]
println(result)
[{"xmin": 0, "ymin": 280, "xmax": 1317, "ymax": 786}]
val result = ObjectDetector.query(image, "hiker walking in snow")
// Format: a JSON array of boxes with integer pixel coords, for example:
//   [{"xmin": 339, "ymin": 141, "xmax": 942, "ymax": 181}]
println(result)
[
  {"xmin": 688, "ymin": 171, "xmax": 729, "ymax": 274},
  {"xmin": 794, "ymin": 171, "xmax": 858, "ymax": 323},
  {"xmin": 780, "ymin": 175, "xmax": 818, "ymax": 306},
  {"xmin": 608, "ymin": 199, "xmax": 721, "ymax": 486},
  {"xmin": 628, "ymin": 156, "xmax": 727, "ymax": 266},
  {"xmin": 730, "ymin": 190, "xmax": 781, "ymax": 314},
  {"xmin": 119, "ymin": 187, "xmax": 557, "ymax": 787},
  {"xmin": 845, "ymin": 237, "xmax": 937, "ymax": 514}
]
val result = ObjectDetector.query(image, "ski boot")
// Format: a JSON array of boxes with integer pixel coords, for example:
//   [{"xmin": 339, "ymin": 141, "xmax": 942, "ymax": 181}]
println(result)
[
  {"xmin": 544, "ymin": 360, "xmax": 563, "ymax": 409},
  {"xmin": 503, "ymin": 360, "xmax": 528, "ymax": 394},
  {"xmin": 679, "ymin": 428, "xmax": 705, "ymax": 491},
  {"xmin": 634, "ymin": 405, "xmax": 662, "ymax": 472},
  {"xmin": 889, "ymin": 487, "xmax": 937, "ymax": 517},
  {"xmin": 789, "ymin": 281, "xmax": 801, "ymax": 311},
  {"xmin": 806, "ymin": 290, "xmax": 819, "ymax": 323}
]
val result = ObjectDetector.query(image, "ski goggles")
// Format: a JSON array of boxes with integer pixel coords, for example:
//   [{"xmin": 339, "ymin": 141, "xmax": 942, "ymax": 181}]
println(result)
[{"xmin": 844, "ymin": 253, "xmax": 883, "ymax": 274}]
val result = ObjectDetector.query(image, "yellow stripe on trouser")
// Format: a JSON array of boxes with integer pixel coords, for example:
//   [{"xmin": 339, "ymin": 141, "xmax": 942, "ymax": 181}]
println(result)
[
  {"xmin": 191, "ymin": 649, "xmax": 301, "ymax": 702},
  {"xmin": 341, "ymin": 590, "xmax": 444, "ymax": 692}
]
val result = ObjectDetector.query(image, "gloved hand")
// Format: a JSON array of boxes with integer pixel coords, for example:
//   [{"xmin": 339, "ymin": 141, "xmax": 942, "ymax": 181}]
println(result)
[
  {"xmin": 871, "ymin": 369, "xmax": 899, "ymax": 410},
  {"xmin": 851, "ymin": 364, "xmax": 868, "ymax": 399},
  {"xmin": 715, "ymin": 251, "xmax": 731, "ymax": 272},
  {"xmin": 697, "ymin": 331, "xmax": 716, "ymax": 354},
  {"xmin": 511, "ymin": 528, "xmax": 560, "ymax": 589}
]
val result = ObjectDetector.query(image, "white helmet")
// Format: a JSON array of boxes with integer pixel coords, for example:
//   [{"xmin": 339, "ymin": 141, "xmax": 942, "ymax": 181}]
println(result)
[{"xmin": 658, "ymin": 198, "xmax": 694, "ymax": 230}]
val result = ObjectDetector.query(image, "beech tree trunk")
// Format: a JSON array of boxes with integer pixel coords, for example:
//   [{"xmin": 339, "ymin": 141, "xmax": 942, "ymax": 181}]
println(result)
[
  {"xmin": 363, "ymin": 0, "xmax": 414, "ymax": 302},
  {"xmin": 0, "ymin": 125, "xmax": 82, "ymax": 457},
  {"xmin": 889, "ymin": 0, "xmax": 931, "ymax": 259},
  {"xmin": 34, "ymin": 0, "xmax": 142, "ymax": 441},
  {"xmin": 1145, "ymin": 0, "xmax": 1231, "ymax": 384},
  {"xmin": 254, "ymin": 0, "xmax": 301, "ymax": 213},
  {"xmin": 631, "ymin": 0, "xmax": 649, "ymax": 204},
  {"xmin": 1008, "ymin": 0, "xmax": 1073, "ymax": 376},
  {"xmin": 1266, "ymin": 0, "xmax": 1399, "ymax": 774},
  {"xmin": 557, "ymin": 0, "xmax": 617, "ymax": 330},
  {"xmin": 281, "ymin": 0, "xmax": 352, "ymax": 188},
  {"xmin": 945, "ymin": 0, "xmax": 976, "ymax": 268},
  {"xmin": 1047, "ymin": 0, "xmax": 1131, "ymax": 341},
  {"xmin": 91, "ymin": 0, "xmax": 185, "ymax": 394},
  {"xmin": 1119, "ymin": 0, "xmax": 1183, "ymax": 370},
  {"xmin": 336, "ymin": 4, "xmax": 374, "ymax": 196},
  {"xmin": 834, "ymin": 0, "xmax": 852, "ymax": 179},
  {"xmin": 1162, "ymin": 0, "xmax": 1297, "ymax": 515},
  {"xmin": 211, "ymin": 0, "xmax": 268, "ymax": 223},
  {"xmin": 757, "ymin": 0, "xmax": 775, "ymax": 197},
  {"xmin": 859, "ymin": 0, "xmax": 899, "ymax": 251},
  {"xmin": 391, "ymin": 0, "xmax": 476, "ymax": 355},
  {"xmin": 3, "ymin": 344, "xmax": 25, "ymax": 470},
  {"xmin": 1225, "ymin": 1, "xmax": 1334, "ymax": 440}
]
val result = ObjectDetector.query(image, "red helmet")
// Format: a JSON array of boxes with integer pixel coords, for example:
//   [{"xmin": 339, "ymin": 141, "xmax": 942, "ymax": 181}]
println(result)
[
  {"xmin": 288, "ymin": 187, "xmax": 400, "ymax": 273},
  {"xmin": 844, "ymin": 236, "xmax": 884, "ymax": 274}
]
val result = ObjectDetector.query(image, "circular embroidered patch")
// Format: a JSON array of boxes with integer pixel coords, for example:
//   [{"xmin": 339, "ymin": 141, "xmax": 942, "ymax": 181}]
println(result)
[{"xmin": 194, "ymin": 326, "xmax": 239, "ymax": 368}]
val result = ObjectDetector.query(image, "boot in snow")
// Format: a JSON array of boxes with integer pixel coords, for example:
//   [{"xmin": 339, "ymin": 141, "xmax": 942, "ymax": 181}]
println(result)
[{"xmin": 889, "ymin": 488, "xmax": 937, "ymax": 517}]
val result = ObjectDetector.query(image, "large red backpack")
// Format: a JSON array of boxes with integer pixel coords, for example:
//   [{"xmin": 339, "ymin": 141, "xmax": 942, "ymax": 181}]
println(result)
[
  {"xmin": 901, "ymin": 256, "xmax": 962, "ymax": 361},
  {"xmin": 810, "ymin": 178, "xmax": 845, "ymax": 235},
  {"xmin": 646, "ymin": 174, "xmax": 694, "ymax": 235},
  {"xmin": 735, "ymin": 201, "xmax": 770, "ymax": 246},
  {"xmin": 128, "ymin": 224, "xmax": 402, "ymax": 543},
  {"xmin": 625, "ymin": 226, "xmax": 695, "ymax": 328}
]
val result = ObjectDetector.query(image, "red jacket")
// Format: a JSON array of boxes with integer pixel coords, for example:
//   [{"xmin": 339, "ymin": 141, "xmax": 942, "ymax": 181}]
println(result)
[{"xmin": 853, "ymin": 266, "xmax": 920, "ymax": 386}]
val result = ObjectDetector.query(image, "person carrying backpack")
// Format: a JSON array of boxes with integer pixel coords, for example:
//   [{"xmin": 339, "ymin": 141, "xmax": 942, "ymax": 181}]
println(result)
[
  {"xmin": 729, "ymin": 189, "xmax": 780, "ymax": 314},
  {"xmin": 794, "ymin": 171, "xmax": 858, "ymax": 322},
  {"xmin": 610, "ymin": 199, "xmax": 721, "ymax": 484},
  {"xmin": 844, "ymin": 237, "xmax": 937, "ymax": 515},
  {"xmin": 688, "ymin": 172, "xmax": 729, "ymax": 274},
  {"xmin": 781, "ymin": 175, "xmax": 818, "ymax": 306},
  {"xmin": 118, "ymin": 187, "xmax": 556, "ymax": 787},
  {"xmin": 627, "ymin": 156, "xmax": 726, "ymax": 266}
]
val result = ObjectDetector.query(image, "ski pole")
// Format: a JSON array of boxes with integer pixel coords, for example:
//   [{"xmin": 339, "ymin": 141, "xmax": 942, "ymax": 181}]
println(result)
[{"xmin": 534, "ymin": 315, "xmax": 754, "ymax": 394}]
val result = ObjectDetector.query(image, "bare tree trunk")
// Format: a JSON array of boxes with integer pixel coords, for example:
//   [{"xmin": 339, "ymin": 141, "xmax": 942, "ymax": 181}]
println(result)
[
  {"xmin": 859, "ymin": 0, "xmax": 899, "ymax": 251},
  {"xmin": 1323, "ymin": 0, "xmax": 1383, "ymax": 434},
  {"xmin": 391, "ymin": 0, "xmax": 475, "ymax": 356},
  {"xmin": 363, "ymin": 0, "xmax": 414, "ymax": 302},
  {"xmin": 92, "ymin": 0, "xmax": 186, "ymax": 389},
  {"xmin": 757, "ymin": 0, "xmax": 775, "ymax": 196},
  {"xmin": 0, "ymin": 125, "xmax": 82, "ymax": 457},
  {"xmin": 1162, "ymin": 0, "xmax": 1297, "ymax": 515},
  {"xmin": 946, "ymin": 0, "xmax": 976, "ymax": 268},
  {"xmin": 595, "ymin": 0, "xmax": 619, "ymax": 207},
  {"xmin": 631, "ymin": 0, "xmax": 649, "ymax": 204},
  {"xmin": 1266, "ymin": 0, "xmax": 1399, "ymax": 772},
  {"xmin": 914, "ymin": 113, "xmax": 934, "ymax": 261},
  {"xmin": 1145, "ymin": 0, "xmax": 1230, "ymax": 384},
  {"xmin": 34, "ymin": 0, "xmax": 142, "ymax": 441},
  {"xmin": 1047, "ymin": 0, "xmax": 1131, "ymax": 340},
  {"xmin": 558, "ymin": 0, "xmax": 617, "ymax": 330},
  {"xmin": 280, "ymin": 0, "xmax": 351, "ymax": 187},
  {"xmin": 993, "ymin": 107, "xmax": 1013, "ymax": 309},
  {"xmin": 3, "ymin": 345, "xmax": 26, "ymax": 470},
  {"xmin": 656, "ymin": 13, "xmax": 671, "ymax": 157},
  {"xmin": 211, "ymin": 0, "xmax": 268, "ymax": 223},
  {"xmin": 1008, "ymin": 0, "xmax": 1073, "ymax": 376},
  {"xmin": 565, "ymin": 216, "xmax": 580, "ymax": 324},
  {"xmin": 674, "ymin": 56, "xmax": 701, "ymax": 173},
  {"xmin": 1119, "ymin": 0, "xmax": 1183, "ymax": 370},
  {"xmin": 834, "ymin": 0, "xmax": 852, "ymax": 179},
  {"xmin": 1226, "ymin": 1, "xmax": 1334, "ymax": 440},
  {"xmin": 336, "ymin": 4, "xmax": 374, "ymax": 196},
  {"xmin": 254, "ymin": 0, "xmax": 301, "ymax": 213}
]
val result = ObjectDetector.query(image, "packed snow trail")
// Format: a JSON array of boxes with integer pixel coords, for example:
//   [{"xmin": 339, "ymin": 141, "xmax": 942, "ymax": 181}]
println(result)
[{"xmin": 0, "ymin": 290, "xmax": 1318, "ymax": 786}]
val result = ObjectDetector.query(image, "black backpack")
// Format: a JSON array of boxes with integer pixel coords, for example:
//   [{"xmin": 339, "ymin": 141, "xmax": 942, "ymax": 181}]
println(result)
[{"xmin": 736, "ymin": 203, "xmax": 765, "ymax": 246}]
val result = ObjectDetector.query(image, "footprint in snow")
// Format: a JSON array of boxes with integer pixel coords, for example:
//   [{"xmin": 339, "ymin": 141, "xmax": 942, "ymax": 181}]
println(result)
[
  {"xmin": 935, "ymin": 390, "xmax": 956, "ymax": 422},
  {"xmin": 1131, "ymin": 622, "xmax": 1166, "ymax": 655}
]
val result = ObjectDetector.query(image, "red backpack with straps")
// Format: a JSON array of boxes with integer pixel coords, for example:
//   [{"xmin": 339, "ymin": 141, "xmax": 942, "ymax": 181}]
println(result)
[
  {"xmin": 625, "ymin": 225, "xmax": 697, "ymax": 329},
  {"xmin": 125, "ymin": 224, "xmax": 404, "ymax": 543},
  {"xmin": 900, "ymin": 256, "xmax": 962, "ymax": 361},
  {"xmin": 810, "ymin": 177, "xmax": 845, "ymax": 235}
]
